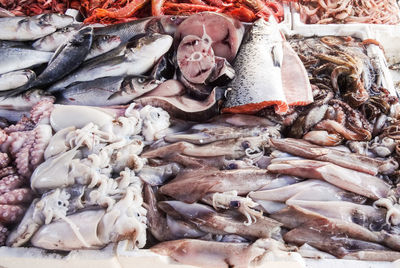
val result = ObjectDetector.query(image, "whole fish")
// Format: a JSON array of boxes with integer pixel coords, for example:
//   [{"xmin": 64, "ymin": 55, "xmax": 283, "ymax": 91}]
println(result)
[
  {"xmin": 222, "ymin": 18, "xmax": 286, "ymax": 114},
  {"xmin": 0, "ymin": 40, "xmax": 29, "ymax": 48},
  {"xmin": 0, "ymin": 14, "xmax": 73, "ymax": 41},
  {"xmin": 35, "ymin": 13, "xmax": 75, "ymax": 29},
  {"xmin": 0, "ymin": 70, "xmax": 36, "ymax": 91},
  {"xmin": 32, "ymin": 25, "xmax": 81, "ymax": 51},
  {"xmin": 0, "ymin": 47, "xmax": 53, "ymax": 75},
  {"xmin": 57, "ymin": 76, "xmax": 162, "ymax": 106},
  {"xmin": 94, "ymin": 15, "xmax": 186, "ymax": 44},
  {"xmin": 84, "ymin": 35, "xmax": 122, "ymax": 61},
  {"xmin": 48, "ymin": 33, "xmax": 173, "ymax": 92},
  {"xmin": 32, "ymin": 27, "xmax": 94, "ymax": 88}
]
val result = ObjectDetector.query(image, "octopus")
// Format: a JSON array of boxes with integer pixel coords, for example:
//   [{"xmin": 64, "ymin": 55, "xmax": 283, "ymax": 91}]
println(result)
[
  {"xmin": 285, "ymin": 36, "xmax": 393, "ymax": 146},
  {"xmin": 0, "ymin": 99, "xmax": 54, "ymax": 178},
  {"xmin": 7, "ymin": 104, "xmax": 171, "ymax": 250},
  {"xmin": 0, "ymin": 154, "xmax": 35, "ymax": 246}
]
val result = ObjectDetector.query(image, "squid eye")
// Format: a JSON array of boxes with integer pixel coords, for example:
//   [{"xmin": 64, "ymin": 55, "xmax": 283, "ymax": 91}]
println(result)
[
  {"xmin": 241, "ymin": 141, "xmax": 250, "ymax": 149},
  {"xmin": 230, "ymin": 201, "xmax": 240, "ymax": 209}
]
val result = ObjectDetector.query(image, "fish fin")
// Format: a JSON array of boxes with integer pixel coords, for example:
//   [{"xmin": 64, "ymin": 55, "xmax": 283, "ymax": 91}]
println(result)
[
  {"xmin": 49, "ymin": 42, "xmax": 67, "ymax": 64},
  {"xmin": 0, "ymin": 83, "xmax": 30, "ymax": 98},
  {"xmin": 271, "ymin": 45, "xmax": 283, "ymax": 68}
]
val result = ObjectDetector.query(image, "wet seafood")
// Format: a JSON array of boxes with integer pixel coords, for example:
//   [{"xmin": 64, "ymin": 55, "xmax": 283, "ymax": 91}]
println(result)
[
  {"xmin": 151, "ymin": 238, "xmax": 300, "ymax": 268},
  {"xmin": 0, "ymin": 14, "xmax": 73, "ymax": 41},
  {"xmin": 159, "ymin": 168, "xmax": 274, "ymax": 203},
  {"xmin": 0, "ymin": 47, "xmax": 53, "ymax": 75},
  {"xmin": 57, "ymin": 76, "xmax": 162, "ymax": 106},
  {"xmin": 295, "ymin": 0, "xmax": 400, "ymax": 25},
  {"xmin": 0, "ymin": 70, "xmax": 35, "ymax": 92},
  {"xmin": 222, "ymin": 18, "xmax": 312, "ymax": 114},
  {"xmin": 48, "ymin": 33, "xmax": 173, "ymax": 92}
]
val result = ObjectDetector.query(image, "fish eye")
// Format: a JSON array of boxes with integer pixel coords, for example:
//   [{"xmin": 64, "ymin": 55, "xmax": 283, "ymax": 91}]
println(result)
[
  {"xmin": 137, "ymin": 77, "xmax": 146, "ymax": 83},
  {"xmin": 171, "ymin": 16, "xmax": 177, "ymax": 21}
]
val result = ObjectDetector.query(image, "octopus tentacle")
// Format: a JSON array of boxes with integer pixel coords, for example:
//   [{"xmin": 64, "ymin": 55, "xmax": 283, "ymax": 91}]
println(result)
[
  {"xmin": 0, "ymin": 222, "xmax": 8, "ymax": 246},
  {"xmin": 0, "ymin": 166, "xmax": 16, "ymax": 179},
  {"xmin": 30, "ymin": 99, "xmax": 54, "ymax": 125},
  {"xmin": 0, "ymin": 175, "xmax": 25, "ymax": 195},
  {"xmin": 0, "ymin": 204, "xmax": 26, "ymax": 224},
  {"xmin": 0, "ymin": 188, "xmax": 34, "ymax": 205},
  {"xmin": 0, "ymin": 153, "xmax": 10, "ymax": 169},
  {"xmin": 4, "ymin": 116, "xmax": 35, "ymax": 134}
]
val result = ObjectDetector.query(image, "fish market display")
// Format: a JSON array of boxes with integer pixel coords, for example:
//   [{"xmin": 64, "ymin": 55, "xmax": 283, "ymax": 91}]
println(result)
[
  {"xmin": 0, "ymin": 7, "xmax": 400, "ymax": 268},
  {"xmin": 295, "ymin": 0, "xmax": 400, "ymax": 24},
  {"xmin": 222, "ymin": 17, "xmax": 313, "ymax": 114},
  {"xmin": 1, "ymin": 0, "xmax": 291, "ymax": 24}
]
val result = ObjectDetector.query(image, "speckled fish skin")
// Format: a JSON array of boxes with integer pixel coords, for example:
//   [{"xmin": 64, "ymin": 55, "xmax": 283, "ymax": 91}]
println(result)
[
  {"xmin": 0, "ymin": 47, "xmax": 53, "ymax": 75},
  {"xmin": 32, "ymin": 25, "xmax": 81, "ymax": 52},
  {"xmin": 84, "ymin": 35, "xmax": 122, "ymax": 61},
  {"xmin": 223, "ymin": 18, "xmax": 286, "ymax": 114},
  {"xmin": 0, "ymin": 14, "xmax": 74, "ymax": 41},
  {"xmin": 0, "ymin": 70, "xmax": 35, "ymax": 91}
]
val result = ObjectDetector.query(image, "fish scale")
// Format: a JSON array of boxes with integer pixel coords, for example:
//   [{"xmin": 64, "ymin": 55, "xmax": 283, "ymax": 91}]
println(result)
[{"xmin": 222, "ymin": 18, "xmax": 287, "ymax": 114}]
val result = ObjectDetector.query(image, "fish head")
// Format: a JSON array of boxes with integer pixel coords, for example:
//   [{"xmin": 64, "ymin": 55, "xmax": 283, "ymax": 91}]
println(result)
[
  {"xmin": 93, "ymin": 35, "xmax": 122, "ymax": 52},
  {"xmin": 37, "ymin": 13, "xmax": 74, "ymax": 29},
  {"xmin": 69, "ymin": 27, "xmax": 94, "ymax": 47},
  {"xmin": 159, "ymin": 16, "xmax": 187, "ymax": 35},
  {"xmin": 125, "ymin": 76, "xmax": 162, "ymax": 94},
  {"xmin": 252, "ymin": 18, "xmax": 283, "ymax": 43},
  {"xmin": 21, "ymin": 17, "xmax": 56, "ymax": 38},
  {"xmin": 127, "ymin": 33, "xmax": 173, "ymax": 59}
]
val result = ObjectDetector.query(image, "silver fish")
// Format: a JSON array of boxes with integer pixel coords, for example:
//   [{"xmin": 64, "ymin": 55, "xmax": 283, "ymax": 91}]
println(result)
[
  {"xmin": 57, "ymin": 76, "xmax": 161, "ymax": 106},
  {"xmin": 0, "ymin": 70, "xmax": 36, "ymax": 91},
  {"xmin": 0, "ymin": 47, "xmax": 53, "ymax": 75},
  {"xmin": 35, "ymin": 13, "xmax": 74, "ymax": 29},
  {"xmin": 32, "ymin": 25, "xmax": 81, "ymax": 51},
  {"xmin": 0, "ymin": 14, "xmax": 73, "ymax": 41},
  {"xmin": 84, "ymin": 35, "xmax": 122, "ymax": 61},
  {"xmin": 94, "ymin": 15, "xmax": 185, "ymax": 44},
  {"xmin": 223, "ymin": 18, "xmax": 284, "ymax": 114},
  {"xmin": 32, "ymin": 27, "xmax": 94, "ymax": 88},
  {"xmin": 49, "ymin": 33, "xmax": 173, "ymax": 92}
]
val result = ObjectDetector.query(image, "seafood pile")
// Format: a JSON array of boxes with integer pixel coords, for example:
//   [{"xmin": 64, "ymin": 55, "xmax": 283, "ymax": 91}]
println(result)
[
  {"xmin": 1, "ymin": 0, "xmax": 291, "ymax": 24},
  {"xmin": 0, "ymin": 8, "xmax": 400, "ymax": 268},
  {"xmin": 283, "ymin": 36, "xmax": 398, "ymax": 146},
  {"xmin": 294, "ymin": 0, "xmax": 400, "ymax": 24},
  {"xmin": 5, "ymin": 103, "xmax": 171, "ymax": 249}
]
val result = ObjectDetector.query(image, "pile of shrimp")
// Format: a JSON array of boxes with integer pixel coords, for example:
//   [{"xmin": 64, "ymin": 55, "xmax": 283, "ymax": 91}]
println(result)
[
  {"xmin": 0, "ymin": 0, "xmax": 294, "ymax": 24},
  {"xmin": 0, "ymin": 0, "xmax": 80, "ymax": 16},
  {"xmin": 82, "ymin": 0, "xmax": 294, "ymax": 24},
  {"xmin": 295, "ymin": 0, "xmax": 400, "ymax": 24}
]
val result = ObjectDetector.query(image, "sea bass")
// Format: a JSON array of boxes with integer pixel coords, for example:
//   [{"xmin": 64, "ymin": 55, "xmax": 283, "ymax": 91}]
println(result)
[
  {"xmin": 0, "ymin": 14, "xmax": 73, "ymax": 41},
  {"xmin": 85, "ymin": 35, "xmax": 122, "ymax": 61},
  {"xmin": 0, "ymin": 70, "xmax": 35, "ymax": 91},
  {"xmin": 32, "ymin": 27, "xmax": 94, "ymax": 87},
  {"xmin": 48, "ymin": 33, "xmax": 173, "ymax": 92},
  {"xmin": 57, "ymin": 76, "xmax": 161, "ymax": 106},
  {"xmin": 32, "ymin": 25, "xmax": 81, "ymax": 52},
  {"xmin": 94, "ymin": 15, "xmax": 186, "ymax": 44},
  {"xmin": 0, "ymin": 47, "xmax": 53, "ymax": 75}
]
